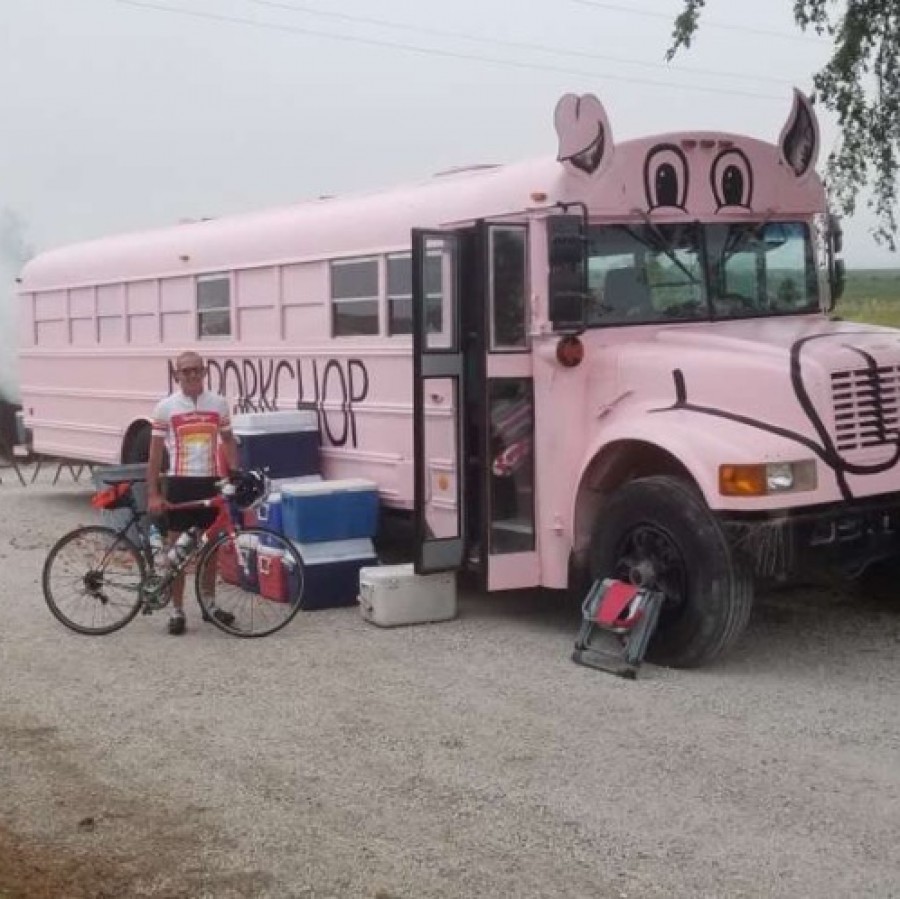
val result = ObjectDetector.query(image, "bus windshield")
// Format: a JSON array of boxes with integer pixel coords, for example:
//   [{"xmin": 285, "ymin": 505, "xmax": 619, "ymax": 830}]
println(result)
[{"xmin": 585, "ymin": 221, "xmax": 819, "ymax": 325}]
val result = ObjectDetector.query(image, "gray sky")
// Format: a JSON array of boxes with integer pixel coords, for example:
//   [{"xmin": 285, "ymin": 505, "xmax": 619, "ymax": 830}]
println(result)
[{"xmin": 0, "ymin": 0, "xmax": 896, "ymax": 268}]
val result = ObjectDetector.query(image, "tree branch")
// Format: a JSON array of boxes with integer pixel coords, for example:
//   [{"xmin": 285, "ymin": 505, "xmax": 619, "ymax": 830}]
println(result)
[{"xmin": 669, "ymin": 0, "xmax": 900, "ymax": 250}]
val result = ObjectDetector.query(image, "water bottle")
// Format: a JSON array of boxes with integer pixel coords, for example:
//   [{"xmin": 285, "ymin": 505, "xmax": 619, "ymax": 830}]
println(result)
[
  {"xmin": 167, "ymin": 528, "xmax": 197, "ymax": 566},
  {"xmin": 148, "ymin": 523, "xmax": 163, "ymax": 550},
  {"xmin": 148, "ymin": 524, "xmax": 165, "ymax": 561}
]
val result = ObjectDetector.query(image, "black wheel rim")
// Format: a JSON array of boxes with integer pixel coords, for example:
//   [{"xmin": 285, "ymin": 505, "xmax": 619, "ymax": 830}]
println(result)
[{"xmin": 612, "ymin": 523, "xmax": 687, "ymax": 614}]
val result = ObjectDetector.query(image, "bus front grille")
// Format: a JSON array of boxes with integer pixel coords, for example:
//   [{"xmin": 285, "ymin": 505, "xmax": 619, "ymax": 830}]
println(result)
[{"xmin": 831, "ymin": 366, "xmax": 900, "ymax": 452}]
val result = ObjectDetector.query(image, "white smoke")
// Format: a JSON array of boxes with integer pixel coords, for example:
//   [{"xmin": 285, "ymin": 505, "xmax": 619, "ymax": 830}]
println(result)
[{"xmin": 0, "ymin": 208, "xmax": 33, "ymax": 403}]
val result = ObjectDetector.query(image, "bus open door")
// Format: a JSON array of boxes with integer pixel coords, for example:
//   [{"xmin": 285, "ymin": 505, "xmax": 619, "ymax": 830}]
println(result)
[{"xmin": 412, "ymin": 224, "xmax": 539, "ymax": 590}]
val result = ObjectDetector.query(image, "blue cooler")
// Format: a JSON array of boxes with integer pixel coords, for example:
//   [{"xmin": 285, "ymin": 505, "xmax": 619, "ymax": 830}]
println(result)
[
  {"xmin": 233, "ymin": 410, "xmax": 320, "ymax": 479},
  {"xmin": 293, "ymin": 538, "xmax": 378, "ymax": 610},
  {"xmin": 282, "ymin": 479, "xmax": 379, "ymax": 543}
]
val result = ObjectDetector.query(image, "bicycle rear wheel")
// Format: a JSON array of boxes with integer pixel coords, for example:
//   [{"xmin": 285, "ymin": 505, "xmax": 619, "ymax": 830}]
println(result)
[
  {"xmin": 195, "ymin": 527, "xmax": 304, "ymax": 638},
  {"xmin": 42, "ymin": 525, "xmax": 146, "ymax": 635}
]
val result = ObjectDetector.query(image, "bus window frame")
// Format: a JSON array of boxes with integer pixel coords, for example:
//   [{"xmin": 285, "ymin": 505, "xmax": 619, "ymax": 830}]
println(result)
[
  {"xmin": 330, "ymin": 255, "xmax": 380, "ymax": 337},
  {"xmin": 196, "ymin": 273, "xmax": 233, "ymax": 340},
  {"xmin": 487, "ymin": 223, "xmax": 530, "ymax": 353}
]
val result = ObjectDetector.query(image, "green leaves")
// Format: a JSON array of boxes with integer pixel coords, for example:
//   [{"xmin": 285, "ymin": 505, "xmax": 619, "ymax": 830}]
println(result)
[
  {"xmin": 669, "ymin": 1, "xmax": 900, "ymax": 250},
  {"xmin": 666, "ymin": 0, "xmax": 707, "ymax": 60}
]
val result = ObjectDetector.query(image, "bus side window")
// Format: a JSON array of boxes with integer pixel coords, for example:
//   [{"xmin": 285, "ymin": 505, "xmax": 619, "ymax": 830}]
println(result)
[
  {"xmin": 197, "ymin": 274, "xmax": 232, "ymax": 338},
  {"xmin": 387, "ymin": 253, "xmax": 412, "ymax": 335},
  {"xmin": 424, "ymin": 251, "xmax": 445, "ymax": 337},
  {"xmin": 488, "ymin": 378, "xmax": 535, "ymax": 554},
  {"xmin": 331, "ymin": 257, "xmax": 379, "ymax": 336},
  {"xmin": 489, "ymin": 226, "xmax": 528, "ymax": 349},
  {"xmin": 387, "ymin": 252, "xmax": 444, "ymax": 337}
]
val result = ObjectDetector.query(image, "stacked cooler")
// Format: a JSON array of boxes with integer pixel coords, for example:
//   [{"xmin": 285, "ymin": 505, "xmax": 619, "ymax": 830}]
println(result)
[
  {"xmin": 232, "ymin": 410, "xmax": 322, "ymax": 604},
  {"xmin": 232, "ymin": 410, "xmax": 380, "ymax": 610},
  {"xmin": 281, "ymin": 479, "xmax": 380, "ymax": 609},
  {"xmin": 232, "ymin": 409, "xmax": 320, "ymax": 478}
]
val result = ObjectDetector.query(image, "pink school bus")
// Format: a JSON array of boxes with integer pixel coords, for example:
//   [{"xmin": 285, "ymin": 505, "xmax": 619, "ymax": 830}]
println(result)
[{"xmin": 21, "ymin": 89, "xmax": 893, "ymax": 667}]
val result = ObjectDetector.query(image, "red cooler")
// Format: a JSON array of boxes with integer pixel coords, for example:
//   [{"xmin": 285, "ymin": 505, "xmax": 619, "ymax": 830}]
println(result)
[{"xmin": 257, "ymin": 547, "xmax": 290, "ymax": 602}]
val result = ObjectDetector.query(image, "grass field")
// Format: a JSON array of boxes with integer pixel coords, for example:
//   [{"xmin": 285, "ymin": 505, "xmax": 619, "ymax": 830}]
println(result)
[{"xmin": 838, "ymin": 268, "xmax": 900, "ymax": 327}]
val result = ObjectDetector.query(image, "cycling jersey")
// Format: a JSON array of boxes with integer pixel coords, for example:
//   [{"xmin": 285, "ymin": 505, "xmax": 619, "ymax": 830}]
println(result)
[{"xmin": 151, "ymin": 390, "xmax": 232, "ymax": 477}]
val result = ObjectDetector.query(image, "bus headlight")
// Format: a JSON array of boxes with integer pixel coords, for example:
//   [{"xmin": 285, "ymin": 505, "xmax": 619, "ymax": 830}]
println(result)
[{"xmin": 719, "ymin": 460, "xmax": 817, "ymax": 497}]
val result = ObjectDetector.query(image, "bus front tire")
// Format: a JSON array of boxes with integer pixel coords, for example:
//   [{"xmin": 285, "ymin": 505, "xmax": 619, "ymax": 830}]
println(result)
[{"xmin": 589, "ymin": 475, "xmax": 753, "ymax": 668}]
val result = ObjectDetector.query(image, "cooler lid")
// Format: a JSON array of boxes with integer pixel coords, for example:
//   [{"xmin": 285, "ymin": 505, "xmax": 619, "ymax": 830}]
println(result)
[
  {"xmin": 281, "ymin": 478, "xmax": 378, "ymax": 497},
  {"xmin": 257, "ymin": 545, "xmax": 285, "ymax": 558},
  {"xmin": 336, "ymin": 478, "xmax": 379, "ymax": 493},
  {"xmin": 292, "ymin": 537, "xmax": 376, "ymax": 563},
  {"xmin": 234, "ymin": 424, "xmax": 321, "ymax": 437},
  {"xmin": 271, "ymin": 475, "xmax": 323, "ymax": 492},
  {"xmin": 359, "ymin": 563, "xmax": 413, "ymax": 582},
  {"xmin": 232, "ymin": 409, "xmax": 319, "ymax": 433}
]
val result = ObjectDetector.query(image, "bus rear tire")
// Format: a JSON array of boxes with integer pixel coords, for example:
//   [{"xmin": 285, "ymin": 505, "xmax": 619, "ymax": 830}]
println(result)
[
  {"xmin": 589, "ymin": 475, "xmax": 753, "ymax": 668},
  {"xmin": 123, "ymin": 425, "xmax": 151, "ymax": 465}
]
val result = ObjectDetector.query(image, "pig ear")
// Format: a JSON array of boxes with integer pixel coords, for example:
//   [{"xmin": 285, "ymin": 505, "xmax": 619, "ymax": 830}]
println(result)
[
  {"xmin": 778, "ymin": 89, "xmax": 819, "ymax": 179},
  {"xmin": 554, "ymin": 93, "xmax": 613, "ymax": 176}
]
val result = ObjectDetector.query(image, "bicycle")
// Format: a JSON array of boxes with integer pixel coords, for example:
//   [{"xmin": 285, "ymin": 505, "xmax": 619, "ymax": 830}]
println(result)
[{"xmin": 41, "ymin": 469, "xmax": 305, "ymax": 638}]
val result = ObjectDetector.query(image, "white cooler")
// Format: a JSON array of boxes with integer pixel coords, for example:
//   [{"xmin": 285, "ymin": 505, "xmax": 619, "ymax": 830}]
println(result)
[{"xmin": 358, "ymin": 563, "xmax": 457, "ymax": 627}]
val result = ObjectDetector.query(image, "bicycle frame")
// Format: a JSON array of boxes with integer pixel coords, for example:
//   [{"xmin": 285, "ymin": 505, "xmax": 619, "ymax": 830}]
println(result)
[
  {"xmin": 98, "ymin": 481, "xmax": 243, "ymax": 592},
  {"xmin": 46, "ymin": 469, "xmax": 302, "ymax": 637}
]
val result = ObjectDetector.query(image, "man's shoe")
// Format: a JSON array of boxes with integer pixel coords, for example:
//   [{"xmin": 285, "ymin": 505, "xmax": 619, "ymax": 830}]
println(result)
[{"xmin": 167, "ymin": 613, "xmax": 186, "ymax": 635}]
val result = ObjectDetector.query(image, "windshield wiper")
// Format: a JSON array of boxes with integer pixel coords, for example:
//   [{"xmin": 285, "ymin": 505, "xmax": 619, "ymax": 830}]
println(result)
[
  {"xmin": 626, "ymin": 210, "xmax": 701, "ymax": 286},
  {"xmin": 720, "ymin": 209, "xmax": 778, "ymax": 266}
]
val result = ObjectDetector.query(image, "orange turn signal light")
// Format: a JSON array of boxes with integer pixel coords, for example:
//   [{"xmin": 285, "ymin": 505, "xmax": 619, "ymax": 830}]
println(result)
[
  {"xmin": 556, "ymin": 335, "xmax": 584, "ymax": 367},
  {"xmin": 719, "ymin": 464, "xmax": 767, "ymax": 497}
]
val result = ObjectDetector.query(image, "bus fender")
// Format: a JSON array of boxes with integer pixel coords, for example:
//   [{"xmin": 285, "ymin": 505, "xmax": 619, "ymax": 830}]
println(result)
[{"xmin": 571, "ymin": 412, "xmax": 818, "ymax": 553}]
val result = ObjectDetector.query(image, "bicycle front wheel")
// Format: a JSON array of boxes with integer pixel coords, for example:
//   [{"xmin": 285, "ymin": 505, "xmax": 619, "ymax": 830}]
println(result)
[
  {"xmin": 195, "ymin": 528, "xmax": 304, "ymax": 638},
  {"xmin": 42, "ymin": 526, "xmax": 146, "ymax": 635}
]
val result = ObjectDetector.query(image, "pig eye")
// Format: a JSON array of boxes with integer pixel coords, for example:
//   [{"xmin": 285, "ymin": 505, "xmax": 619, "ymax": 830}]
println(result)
[
  {"xmin": 711, "ymin": 149, "xmax": 753, "ymax": 209},
  {"xmin": 644, "ymin": 144, "xmax": 689, "ymax": 210}
]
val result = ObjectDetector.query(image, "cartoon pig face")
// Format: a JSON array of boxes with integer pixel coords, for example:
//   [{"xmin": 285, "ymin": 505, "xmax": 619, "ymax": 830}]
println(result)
[{"xmin": 554, "ymin": 89, "xmax": 820, "ymax": 214}]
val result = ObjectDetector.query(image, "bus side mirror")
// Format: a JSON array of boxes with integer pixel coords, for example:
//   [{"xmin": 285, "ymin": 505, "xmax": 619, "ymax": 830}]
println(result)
[
  {"xmin": 829, "ymin": 213, "xmax": 844, "ymax": 255},
  {"xmin": 824, "ymin": 213, "xmax": 845, "ymax": 311},
  {"xmin": 831, "ymin": 258, "xmax": 846, "ymax": 303},
  {"xmin": 548, "ymin": 215, "xmax": 588, "ymax": 332}
]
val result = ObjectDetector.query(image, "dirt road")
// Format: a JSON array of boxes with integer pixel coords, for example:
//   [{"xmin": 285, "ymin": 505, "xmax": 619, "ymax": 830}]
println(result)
[{"xmin": 1, "ymin": 472, "xmax": 899, "ymax": 898}]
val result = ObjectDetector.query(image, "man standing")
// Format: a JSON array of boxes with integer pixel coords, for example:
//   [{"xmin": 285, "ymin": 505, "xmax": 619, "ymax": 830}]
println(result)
[{"xmin": 147, "ymin": 351, "xmax": 239, "ymax": 634}]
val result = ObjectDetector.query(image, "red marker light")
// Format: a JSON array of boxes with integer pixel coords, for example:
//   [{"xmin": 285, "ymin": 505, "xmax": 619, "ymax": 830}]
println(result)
[{"xmin": 556, "ymin": 336, "xmax": 584, "ymax": 367}]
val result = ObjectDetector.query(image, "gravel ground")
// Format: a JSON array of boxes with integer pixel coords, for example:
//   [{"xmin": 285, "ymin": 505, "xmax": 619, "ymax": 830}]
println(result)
[{"xmin": 1, "ymin": 467, "xmax": 900, "ymax": 898}]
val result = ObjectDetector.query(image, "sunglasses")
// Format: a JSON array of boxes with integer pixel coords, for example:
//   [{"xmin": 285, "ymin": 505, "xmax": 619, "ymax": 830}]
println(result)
[{"xmin": 178, "ymin": 366, "xmax": 205, "ymax": 376}]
